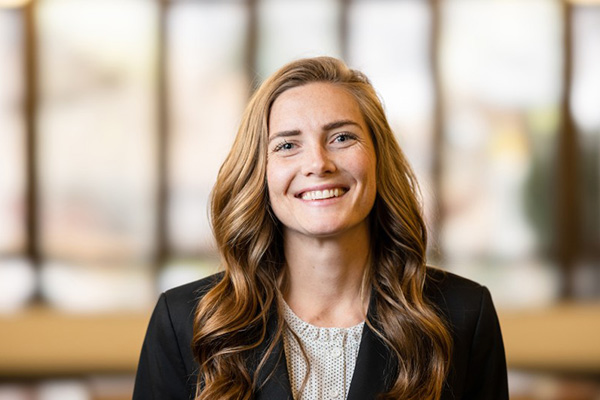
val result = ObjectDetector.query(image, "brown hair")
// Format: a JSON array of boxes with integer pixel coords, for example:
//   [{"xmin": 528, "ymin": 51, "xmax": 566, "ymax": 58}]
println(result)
[{"xmin": 192, "ymin": 57, "xmax": 452, "ymax": 400}]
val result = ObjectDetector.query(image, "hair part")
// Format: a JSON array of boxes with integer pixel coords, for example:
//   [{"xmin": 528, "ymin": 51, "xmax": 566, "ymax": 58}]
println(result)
[{"xmin": 192, "ymin": 56, "xmax": 452, "ymax": 400}]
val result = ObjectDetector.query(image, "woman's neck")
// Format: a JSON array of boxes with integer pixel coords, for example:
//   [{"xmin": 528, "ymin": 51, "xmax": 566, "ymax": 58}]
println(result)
[{"xmin": 281, "ymin": 225, "xmax": 371, "ymax": 328}]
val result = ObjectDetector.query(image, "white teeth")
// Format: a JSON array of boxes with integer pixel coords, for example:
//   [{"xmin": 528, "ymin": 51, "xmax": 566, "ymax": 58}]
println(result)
[{"xmin": 301, "ymin": 188, "xmax": 344, "ymax": 200}]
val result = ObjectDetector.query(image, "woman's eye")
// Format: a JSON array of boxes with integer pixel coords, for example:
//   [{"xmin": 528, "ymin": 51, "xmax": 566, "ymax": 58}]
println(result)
[
  {"xmin": 333, "ymin": 133, "xmax": 356, "ymax": 143},
  {"xmin": 274, "ymin": 141, "xmax": 294, "ymax": 152}
]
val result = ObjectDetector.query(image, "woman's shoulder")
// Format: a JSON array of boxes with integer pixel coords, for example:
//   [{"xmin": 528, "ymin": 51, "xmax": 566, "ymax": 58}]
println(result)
[
  {"xmin": 424, "ymin": 266, "xmax": 494, "ymax": 317},
  {"xmin": 164, "ymin": 271, "xmax": 224, "ymax": 300},
  {"xmin": 160, "ymin": 272, "xmax": 225, "ymax": 322},
  {"xmin": 425, "ymin": 266, "xmax": 485, "ymax": 294},
  {"xmin": 424, "ymin": 267, "xmax": 508, "ymax": 398}
]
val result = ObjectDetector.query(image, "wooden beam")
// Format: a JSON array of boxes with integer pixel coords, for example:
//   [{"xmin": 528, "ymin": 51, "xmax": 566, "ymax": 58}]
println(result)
[
  {"xmin": 1, "ymin": 303, "xmax": 598, "ymax": 377},
  {"xmin": 339, "ymin": 0, "xmax": 350, "ymax": 61},
  {"xmin": 429, "ymin": 0, "xmax": 444, "ymax": 262},
  {"xmin": 23, "ymin": 0, "xmax": 39, "ymax": 269},
  {"xmin": 155, "ymin": 0, "xmax": 169, "ymax": 271},
  {"xmin": 0, "ymin": 307, "xmax": 151, "ymax": 377},
  {"xmin": 245, "ymin": 0, "xmax": 259, "ymax": 93},
  {"xmin": 567, "ymin": 0, "xmax": 600, "ymax": 5},
  {"xmin": 556, "ymin": 1, "xmax": 581, "ymax": 298},
  {"xmin": 499, "ymin": 302, "xmax": 600, "ymax": 373}
]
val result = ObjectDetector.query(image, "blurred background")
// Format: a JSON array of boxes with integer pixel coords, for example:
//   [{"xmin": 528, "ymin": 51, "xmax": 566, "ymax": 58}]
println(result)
[{"xmin": 0, "ymin": 0, "xmax": 599, "ymax": 399}]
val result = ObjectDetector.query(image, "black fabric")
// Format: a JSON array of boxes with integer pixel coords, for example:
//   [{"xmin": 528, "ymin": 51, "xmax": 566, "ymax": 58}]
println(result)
[{"xmin": 133, "ymin": 268, "xmax": 509, "ymax": 400}]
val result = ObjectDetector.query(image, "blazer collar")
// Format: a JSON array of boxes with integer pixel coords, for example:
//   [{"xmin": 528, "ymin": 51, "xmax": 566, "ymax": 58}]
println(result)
[{"xmin": 253, "ymin": 297, "xmax": 394, "ymax": 400}]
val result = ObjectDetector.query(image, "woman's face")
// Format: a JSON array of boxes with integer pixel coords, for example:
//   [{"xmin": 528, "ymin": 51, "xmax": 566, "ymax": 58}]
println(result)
[{"xmin": 266, "ymin": 82, "xmax": 377, "ymax": 242}]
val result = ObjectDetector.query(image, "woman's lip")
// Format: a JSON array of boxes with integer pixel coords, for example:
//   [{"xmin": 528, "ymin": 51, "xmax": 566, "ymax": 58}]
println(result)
[
  {"xmin": 300, "ymin": 188, "xmax": 348, "ymax": 201},
  {"xmin": 295, "ymin": 185, "xmax": 349, "ymax": 199}
]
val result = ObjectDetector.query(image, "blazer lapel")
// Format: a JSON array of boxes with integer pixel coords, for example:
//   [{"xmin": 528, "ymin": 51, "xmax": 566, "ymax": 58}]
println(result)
[
  {"xmin": 252, "ymin": 306, "xmax": 293, "ymax": 400},
  {"xmin": 346, "ymin": 322, "xmax": 395, "ymax": 400},
  {"xmin": 347, "ymin": 292, "xmax": 396, "ymax": 400},
  {"xmin": 254, "ymin": 338, "xmax": 292, "ymax": 400}
]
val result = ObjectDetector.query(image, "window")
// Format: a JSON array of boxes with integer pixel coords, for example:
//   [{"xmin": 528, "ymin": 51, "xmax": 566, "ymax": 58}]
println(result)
[
  {"xmin": 162, "ymin": 1, "xmax": 249, "ymax": 289},
  {"xmin": 0, "ymin": 0, "xmax": 596, "ymax": 310},
  {"xmin": 571, "ymin": 4, "xmax": 600, "ymax": 297},
  {"xmin": 37, "ymin": 0, "xmax": 158, "ymax": 311},
  {"xmin": 0, "ymin": 7, "xmax": 33, "ymax": 312},
  {"xmin": 348, "ymin": 0, "xmax": 435, "ymax": 221}
]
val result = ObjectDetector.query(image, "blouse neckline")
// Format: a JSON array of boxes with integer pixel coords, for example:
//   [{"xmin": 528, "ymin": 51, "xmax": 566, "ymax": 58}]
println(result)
[{"xmin": 282, "ymin": 300, "xmax": 365, "ymax": 344}]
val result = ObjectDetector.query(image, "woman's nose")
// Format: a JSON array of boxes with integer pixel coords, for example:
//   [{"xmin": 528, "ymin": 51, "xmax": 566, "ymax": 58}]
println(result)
[{"xmin": 301, "ymin": 145, "xmax": 336, "ymax": 176}]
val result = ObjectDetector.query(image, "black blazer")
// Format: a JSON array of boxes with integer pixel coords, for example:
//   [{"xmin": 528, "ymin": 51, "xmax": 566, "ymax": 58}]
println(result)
[{"xmin": 133, "ymin": 268, "xmax": 508, "ymax": 399}]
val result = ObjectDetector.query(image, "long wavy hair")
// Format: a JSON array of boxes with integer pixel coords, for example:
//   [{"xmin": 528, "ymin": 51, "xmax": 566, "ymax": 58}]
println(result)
[{"xmin": 192, "ymin": 57, "xmax": 452, "ymax": 400}]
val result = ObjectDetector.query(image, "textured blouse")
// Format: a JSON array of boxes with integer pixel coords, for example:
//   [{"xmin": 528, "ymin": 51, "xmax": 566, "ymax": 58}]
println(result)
[{"xmin": 282, "ymin": 302, "xmax": 364, "ymax": 400}]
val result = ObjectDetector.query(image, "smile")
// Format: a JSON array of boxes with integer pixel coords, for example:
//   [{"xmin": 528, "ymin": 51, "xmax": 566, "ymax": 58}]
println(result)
[{"xmin": 300, "ymin": 188, "xmax": 347, "ymax": 201}]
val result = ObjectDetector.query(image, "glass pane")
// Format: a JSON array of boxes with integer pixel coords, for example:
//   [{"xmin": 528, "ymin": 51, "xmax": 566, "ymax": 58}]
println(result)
[
  {"xmin": 571, "ymin": 5, "xmax": 600, "ymax": 298},
  {"xmin": 572, "ymin": 7, "xmax": 600, "ymax": 134},
  {"xmin": 256, "ymin": 0, "xmax": 342, "ymax": 79},
  {"xmin": 440, "ymin": 0, "xmax": 563, "ymax": 307},
  {"xmin": 37, "ymin": 0, "xmax": 158, "ymax": 310},
  {"xmin": 0, "ymin": 9, "xmax": 25, "ymax": 254},
  {"xmin": 167, "ymin": 1, "xmax": 248, "ymax": 258},
  {"xmin": 347, "ymin": 0, "xmax": 434, "ymax": 221}
]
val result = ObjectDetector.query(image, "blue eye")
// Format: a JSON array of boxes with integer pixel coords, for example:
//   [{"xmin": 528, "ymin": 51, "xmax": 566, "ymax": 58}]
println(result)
[
  {"xmin": 334, "ymin": 133, "xmax": 357, "ymax": 143},
  {"xmin": 274, "ymin": 140, "xmax": 294, "ymax": 152}
]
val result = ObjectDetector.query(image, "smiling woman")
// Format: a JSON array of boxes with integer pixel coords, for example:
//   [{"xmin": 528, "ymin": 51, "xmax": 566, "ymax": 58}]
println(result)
[
  {"xmin": 267, "ymin": 82, "xmax": 377, "ymax": 242},
  {"xmin": 133, "ymin": 57, "xmax": 509, "ymax": 400}
]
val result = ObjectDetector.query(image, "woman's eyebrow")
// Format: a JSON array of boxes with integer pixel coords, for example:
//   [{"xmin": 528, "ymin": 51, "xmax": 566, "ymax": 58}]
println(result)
[
  {"xmin": 269, "ymin": 129, "xmax": 301, "ymax": 143},
  {"xmin": 322, "ymin": 119, "xmax": 361, "ymax": 131}
]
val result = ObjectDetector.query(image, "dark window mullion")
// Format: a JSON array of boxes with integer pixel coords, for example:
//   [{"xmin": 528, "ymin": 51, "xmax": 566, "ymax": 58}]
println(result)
[
  {"xmin": 429, "ymin": 0, "xmax": 444, "ymax": 263},
  {"xmin": 156, "ymin": 0, "xmax": 169, "ymax": 271},
  {"xmin": 339, "ymin": 0, "xmax": 349, "ymax": 61},
  {"xmin": 24, "ymin": 1, "xmax": 39, "ymax": 271},
  {"xmin": 246, "ymin": 0, "xmax": 259, "ymax": 93},
  {"xmin": 557, "ymin": 1, "xmax": 580, "ymax": 299}
]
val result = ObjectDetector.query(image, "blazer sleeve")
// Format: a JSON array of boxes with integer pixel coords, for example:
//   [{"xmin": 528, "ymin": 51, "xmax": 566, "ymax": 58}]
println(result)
[
  {"xmin": 462, "ymin": 286, "xmax": 509, "ymax": 400},
  {"xmin": 133, "ymin": 293, "xmax": 195, "ymax": 400}
]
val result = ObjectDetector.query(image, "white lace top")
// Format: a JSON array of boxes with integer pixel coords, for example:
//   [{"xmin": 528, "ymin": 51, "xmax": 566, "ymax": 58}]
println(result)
[{"xmin": 282, "ymin": 302, "xmax": 364, "ymax": 400}]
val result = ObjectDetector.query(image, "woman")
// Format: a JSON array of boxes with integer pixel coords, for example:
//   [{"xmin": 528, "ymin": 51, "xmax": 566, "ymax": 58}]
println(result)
[{"xmin": 133, "ymin": 57, "xmax": 508, "ymax": 400}]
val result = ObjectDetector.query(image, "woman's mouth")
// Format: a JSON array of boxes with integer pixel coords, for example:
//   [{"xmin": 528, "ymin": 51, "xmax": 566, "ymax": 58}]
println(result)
[{"xmin": 300, "ymin": 188, "xmax": 347, "ymax": 201}]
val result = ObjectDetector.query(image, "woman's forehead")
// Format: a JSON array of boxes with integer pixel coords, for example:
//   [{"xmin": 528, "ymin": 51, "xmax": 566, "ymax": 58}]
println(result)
[{"xmin": 268, "ymin": 83, "xmax": 367, "ymax": 135}]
